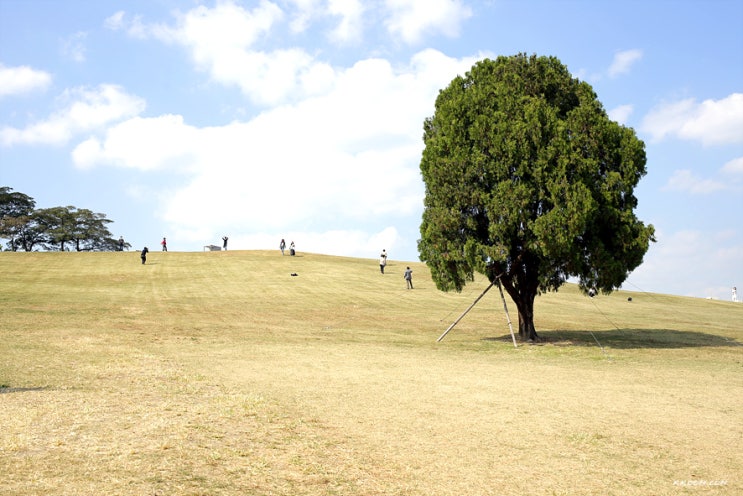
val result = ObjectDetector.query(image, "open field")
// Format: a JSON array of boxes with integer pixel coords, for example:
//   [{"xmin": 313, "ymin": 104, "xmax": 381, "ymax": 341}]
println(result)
[{"xmin": 1, "ymin": 250, "xmax": 741, "ymax": 495}]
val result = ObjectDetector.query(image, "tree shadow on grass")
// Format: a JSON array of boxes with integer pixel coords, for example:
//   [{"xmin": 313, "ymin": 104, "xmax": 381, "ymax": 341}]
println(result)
[{"xmin": 484, "ymin": 329, "xmax": 741, "ymax": 349}]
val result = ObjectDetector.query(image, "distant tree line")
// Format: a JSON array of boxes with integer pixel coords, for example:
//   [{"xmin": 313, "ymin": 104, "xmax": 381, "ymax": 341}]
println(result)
[{"xmin": 0, "ymin": 187, "xmax": 128, "ymax": 252}]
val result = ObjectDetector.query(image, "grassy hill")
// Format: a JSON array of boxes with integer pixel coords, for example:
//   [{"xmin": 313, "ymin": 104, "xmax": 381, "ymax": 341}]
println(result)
[{"xmin": 1, "ymin": 250, "xmax": 741, "ymax": 495}]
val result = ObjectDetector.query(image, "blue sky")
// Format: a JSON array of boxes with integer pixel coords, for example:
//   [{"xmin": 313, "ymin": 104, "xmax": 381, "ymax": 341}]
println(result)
[{"xmin": 1, "ymin": 0, "xmax": 741, "ymax": 300}]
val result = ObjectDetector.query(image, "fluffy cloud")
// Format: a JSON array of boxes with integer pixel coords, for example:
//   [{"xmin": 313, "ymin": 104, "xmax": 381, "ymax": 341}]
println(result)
[
  {"xmin": 96, "ymin": 0, "xmax": 480, "ymax": 256},
  {"xmin": 608, "ymin": 104, "xmax": 633, "ymax": 125},
  {"xmin": 0, "ymin": 63, "xmax": 52, "ymax": 98},
  {"xmin": 608, "ymin": 49, "xmax": 642, "ymax": 78},
  {"xmin": 663, "ymin": 169, "xmax": 727, "ymax": 195},
  {"xmin": 327, "ymin": 0, "xmax": 365, "ymax": 43},
  {"xmin": 625, "ymin": 228, "xmax": 742, "ymax": 299},
  {"xmin": 105, "ymin": 1, "xmax": 474, "ymax": 106},
  {"xmin": 0, "ymin": 84, "xmax": 145, "ymax": 146},
  {"xmin": 61, "ymin": 31, "xmax": 88, "ymax": 63},
  {"xmin": 72, "ymin": 114, "xmax": 198, "ymax": 170},
  {"xmin": 662, "ymin": 155, "xmax": 743, "ymax": 195},
  {"xmin": 226, "ymin": 226, "xmax": 401, "ymax": 258},
  {"xmin": 641, "ymin": 93, "xmax": 743, "ymax": 145},
  {"xmin": 721, "ymin": 156, "xmax": 743, "ymax": 175},
  {"xmin": 71, "ymin": 48, "xmax": 478, "ymax": 251},
  {"xmin": 384, "ymin": 0, "xmax": 473, "ymax": 44},
  {"xmin": 107, "ymin": 1, "xmax": 331, "ymax": 106}
]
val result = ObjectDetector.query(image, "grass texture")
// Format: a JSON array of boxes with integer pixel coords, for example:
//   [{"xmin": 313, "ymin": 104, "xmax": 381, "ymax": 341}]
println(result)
[{"xmin": 1, "ymin": 250, "xmax": 741, "ymax": 495}]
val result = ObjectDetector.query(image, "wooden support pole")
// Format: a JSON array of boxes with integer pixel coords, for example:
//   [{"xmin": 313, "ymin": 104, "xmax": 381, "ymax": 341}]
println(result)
[
  {"xmin": 496, "ymin": 279, "xmax": 518, "ymax": 348},
  {"xmin": 437, "ymin": 283, "xmax": 494, "ymax": 342}
]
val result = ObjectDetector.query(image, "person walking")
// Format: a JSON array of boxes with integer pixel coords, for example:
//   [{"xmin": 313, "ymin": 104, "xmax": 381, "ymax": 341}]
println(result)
[
  {"xmin": 404, "ymin": 266, "xmax": 413, "ymax": 289},
  {"xmin": 289, "ymin": 241, "xmax": 296, "ymax": 256},
  {"xmin": 118, "ymin": 236, "xmax": 125, "ymax": 251},
  {"xmin": 734, "ymin": 286, "xmax": 738, "ymax": 303},
  {"xmin": 161, "ymin": 237, "xmax": 168, "ymax": 252},
  {"xmin": 379, "ymin": 250, "xmax": 387, "ymax": 274},
  {"xmin": 140, "ymin": 246, "xmax": 149, "ymax": 264},
  {"xmin": 280, "ymin": 239, "xmax": 286, "ymax": 255},
  {"xmin": 222, "ymin": 236, "xmax": 229, "ymax": 250}
]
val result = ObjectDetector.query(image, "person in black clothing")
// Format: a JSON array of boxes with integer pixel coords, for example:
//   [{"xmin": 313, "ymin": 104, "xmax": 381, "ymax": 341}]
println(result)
[
  {"xmin": 222, "ymin": 236, "xmax": 229, "ymax": 250},
  {"xmin": 141, "ymin": 247, "xmax": 149, "ymax": 264}
]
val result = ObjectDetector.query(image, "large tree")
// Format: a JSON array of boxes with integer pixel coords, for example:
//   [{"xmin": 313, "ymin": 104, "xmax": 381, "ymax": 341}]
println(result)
[{"xmin": 418, "ymin": 54, "xmax": 655, "ymax": 341}]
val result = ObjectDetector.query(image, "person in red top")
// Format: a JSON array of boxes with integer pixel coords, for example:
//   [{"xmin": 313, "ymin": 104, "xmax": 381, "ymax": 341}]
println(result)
[{"xmin": 161, "ymin": 237, "xmax": 167, "ymax": 251}]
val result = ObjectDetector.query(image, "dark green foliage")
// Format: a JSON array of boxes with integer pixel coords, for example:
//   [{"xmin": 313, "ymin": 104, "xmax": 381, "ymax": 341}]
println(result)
[
  {"xmin": 418, "ymin": 54, "xmax": 655, "ymax": 341},
  {"xmin": 0, "ymin": 187, "xmax": 119, "ymax": 251},
  {"xmin": 0, "ymin": 187, "xmax": 38, "ymax": 251}
]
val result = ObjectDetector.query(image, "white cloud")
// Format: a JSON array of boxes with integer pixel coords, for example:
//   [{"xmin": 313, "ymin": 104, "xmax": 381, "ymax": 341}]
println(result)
[
  {"xmin": 327, "ymin": 0, "xmax": 365, "ymax": 43},
  {"xmin": 641, "ymin": 93, "xmax": 743, "ymax": 145},
  {"xmin": 169, "ymin": 0, "xmax": 283, "ymax": 50},
  {"xmin": 105, "ymin": 0, "xmax": 475, "ymax": 105},
  {"xmin": 72, "ymin": 114, "xmax": 198, "ymax": 170},
  {"xmin": 0, "ymin": 84, "xmax": 145, "ymax": 146},
  {"xmin": 624, "ymin": 228, "xmax": 743, "ymax": 299},
  {"xmin": 104, "ymin": 11, "xmax": 126, "ymax": 31},
  {"xmin": 184, "ymin": 226, "xmax": 400, "ymax": 259},
  {"xmin": 721, "ymin": 156, "xmax": 743, "ymax": 175},
  {"xmin": 72, "ymin": 48, "xmax": 478, "ymax": 257},
  {"xmin": 286, "ymin": 0, "xmax": 320, "ymax": 33},
  {"xmin": 608, "ymin": 49, "xmax": 642, "ymax": 78},
  {"xmin": 88, "ymin": 2, "xmax": 480, "ymax": 257},
  {"xmin": 0, "ymin": 63, "xmax": 52, "ymax": 98},
  {"xmin": 662, "ymin": 169, "xmax": 727, "ymax": 195},
  {"xmin": 608, "ymin": 104, "xmax": 633, "ymax": 125},
  {"xmin": 111, "ymin": 1, "xmax": 336, "ymax": 106},
  {"xmin": 384, "ymin": 0, "xmax": 473, "ymax": 44},
  {"xmin": 61, "ymin": 31, "xmax": 87, "ymax": 62}
]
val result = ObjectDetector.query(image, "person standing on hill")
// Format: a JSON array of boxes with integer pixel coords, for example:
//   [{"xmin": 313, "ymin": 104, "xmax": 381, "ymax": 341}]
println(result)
[
  {"xmin": 280, "ymin": 239, "xmax": 286, "ymax": 255},
  {"xmin": 118, "ymin": 236, "xmax": 125, "ymax": 251},
  {"xmin": 379, "ymin": 249, "xmax": 387, "ymax": 274},
  {"xmin": 141, "ymin": 247, "xmax": 149, "ymax": 264},
  {"xmin": 161, "ymin": 237, "xmax": 168, "ymax": 251},
  {"xmin": 222, "ymin": 236, "xmax": 229, "ymax": 250},
  {"xmin": 404, "ymin": 266, "xmax": 413, "ymax": 289},
  {"xmin": 289, "ymin": 241, "xmax": 296, "ymax": 256}
]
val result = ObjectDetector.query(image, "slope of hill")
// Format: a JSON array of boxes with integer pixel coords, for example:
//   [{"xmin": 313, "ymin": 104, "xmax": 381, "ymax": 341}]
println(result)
[{"xmin": 1, "ymin": 250, "xmax": 741, "ymax": 495}]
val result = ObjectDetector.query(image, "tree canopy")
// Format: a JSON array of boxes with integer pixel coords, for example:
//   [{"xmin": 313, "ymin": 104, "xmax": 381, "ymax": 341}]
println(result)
[
  {"xmin": 0, "ymin": 187, "xmax": 123, "ymax": 252},
  {"xmin": 418, "ymin": 54, "xmax": 655, "ymax": 341}
]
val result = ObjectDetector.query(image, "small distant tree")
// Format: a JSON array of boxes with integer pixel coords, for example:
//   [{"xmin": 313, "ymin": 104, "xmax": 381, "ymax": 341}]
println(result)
[
  {"xmin": 34, "ymin": 206, "xmax": 76, "ymax": 251},
  {"xmin": 34, "ymin": 206, "xmax": 116, "ymax": 251},
  {"xmin": 0, "ymin": 187, "xmax": 38, "ymax": 251},
  {"xmin": 70, "ymin": 208, "xmax": 117, "ymax": 251},
  {"xmin": 1, "ymin": 187, "xmax": 121, "ymax": 252},
  {"xmin": 418, "ymin": 54, "xmax": 655, "ymax": 341}
]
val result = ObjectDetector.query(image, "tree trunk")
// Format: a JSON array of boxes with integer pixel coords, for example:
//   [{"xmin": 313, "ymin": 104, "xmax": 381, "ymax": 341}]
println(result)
[
  {"xmin": 499, "ymin": 276, "xmax": 541, "ymax": 342},
  {"xmin": 516, "ymin": 303, "xmax": 539, "ymax": 341}
]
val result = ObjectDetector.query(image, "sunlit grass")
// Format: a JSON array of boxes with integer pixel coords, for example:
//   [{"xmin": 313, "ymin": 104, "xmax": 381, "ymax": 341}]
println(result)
[{"xmin": 1, "ymin": 250, "xmax": 741, "ymax": 495}]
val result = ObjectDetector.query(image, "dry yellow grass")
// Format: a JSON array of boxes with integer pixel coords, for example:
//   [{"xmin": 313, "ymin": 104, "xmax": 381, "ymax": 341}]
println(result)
[{"xmin": 1, "ymin": 250, "xmax": 741, "ymax": 495}]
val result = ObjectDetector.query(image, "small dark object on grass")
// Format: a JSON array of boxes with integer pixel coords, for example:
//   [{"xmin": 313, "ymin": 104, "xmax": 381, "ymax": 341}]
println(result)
[
  {"xmin": 291, "ymin": 273, "xmax": 298, "ymax": 276},
  {"xmin": 627, "ymin": 297, "xmax": 633, "ymax": 302}
]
